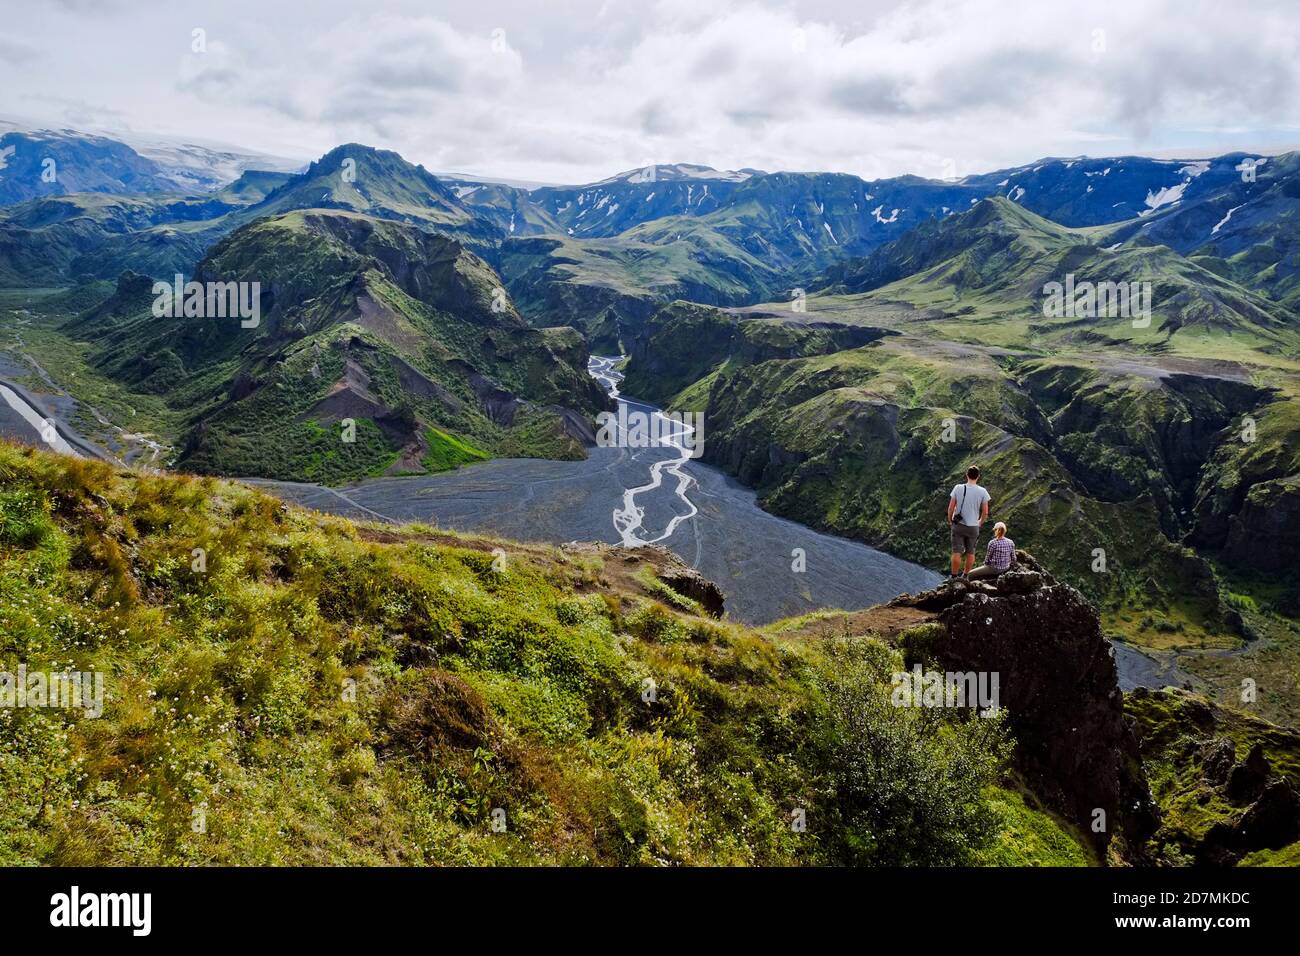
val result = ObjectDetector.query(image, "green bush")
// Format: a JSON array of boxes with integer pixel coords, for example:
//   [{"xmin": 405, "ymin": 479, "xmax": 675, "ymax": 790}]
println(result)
[{"xmin": 815, "ymin": 639, "xmax": 1011, "ymax": 865}]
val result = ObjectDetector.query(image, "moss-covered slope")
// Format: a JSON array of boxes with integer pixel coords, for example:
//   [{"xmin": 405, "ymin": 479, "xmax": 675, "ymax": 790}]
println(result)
[{"xmin": 0, "ymin": 440, "xmax": 1091, "ymax": 866}]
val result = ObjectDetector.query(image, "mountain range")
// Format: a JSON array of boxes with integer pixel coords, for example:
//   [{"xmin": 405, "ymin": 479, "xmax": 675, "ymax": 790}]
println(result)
[{"xmin": 6, "ymin": 127, "xmax": 1294, "ymax": 346}]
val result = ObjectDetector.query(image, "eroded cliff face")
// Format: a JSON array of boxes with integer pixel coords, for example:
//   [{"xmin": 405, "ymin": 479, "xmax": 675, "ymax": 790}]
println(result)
[
  {"xmin": 1222, "ymin": 476, "xmax": 1300, "ymax": 576},
  {"xmin": 890, "ymin": 554, "xmax": 1159, "ymax": 857},
  {"xmin": 621, "ymin": 301, "xmax": 894, "ymax": 406}
]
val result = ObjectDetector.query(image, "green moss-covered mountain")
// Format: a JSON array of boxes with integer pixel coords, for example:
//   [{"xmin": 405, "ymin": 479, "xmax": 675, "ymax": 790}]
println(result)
[
  {"xmin": 812, "ymin": 197, "xmax": 1298, "ymax": 356},
  {"xmin": 0, "ymin": 144, "xmax": 501, "ymax": 289},
  {"xmin": 620, "ymin": 197, "xmax": 1300, "ymax": 686},
  {"xmin": 52, "ymin": 208, "xmax": 608, "ymax": 482},
  {"xmin": 247, "ymin": 145, "xmax": 502, "ymax": 255}
]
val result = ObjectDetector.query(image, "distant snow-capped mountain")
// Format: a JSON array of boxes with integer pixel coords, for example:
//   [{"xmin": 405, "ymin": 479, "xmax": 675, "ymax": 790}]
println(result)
[{"xmin": 0, "ymin": 119, "xmax": 302, "ymax": 204}]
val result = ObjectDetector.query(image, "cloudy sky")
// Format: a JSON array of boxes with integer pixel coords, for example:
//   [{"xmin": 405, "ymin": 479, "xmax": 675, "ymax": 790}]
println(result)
[{"xmin": 2, "ymin": 0, "xmax": 1298, "ymax": 184}]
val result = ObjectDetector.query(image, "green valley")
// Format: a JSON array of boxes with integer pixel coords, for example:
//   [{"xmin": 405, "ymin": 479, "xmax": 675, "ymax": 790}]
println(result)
[{"xmin": 620, "ymin": 198, "xmax": 1300, "ymax": 725}]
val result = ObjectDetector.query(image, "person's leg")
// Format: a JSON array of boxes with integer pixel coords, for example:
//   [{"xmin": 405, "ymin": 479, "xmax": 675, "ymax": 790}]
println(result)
[
  {"xmin": 949, "ymin": 523, "xmax": 967, "ymax": 577},
  {"xmin": 963, "ymin": 525, "xmax": 980, "ymax": 573},
  {"xmin": 967, "ymin": 564, "xmax": 1002, "ymax": 581},
  {"xmin": 962, "ymin": 525, "xmax": 979, "ymax": 574}
]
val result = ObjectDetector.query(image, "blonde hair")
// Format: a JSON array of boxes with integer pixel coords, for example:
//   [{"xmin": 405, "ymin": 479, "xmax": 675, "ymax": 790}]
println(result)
[{"xmin": 993, "ymin": 522, "xmax": 1007, "ymax": 538}]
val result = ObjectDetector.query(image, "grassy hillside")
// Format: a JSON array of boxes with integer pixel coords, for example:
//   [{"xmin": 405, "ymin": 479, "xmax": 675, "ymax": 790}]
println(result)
[
  {"xmin": 0, "ymin": 193, "xmax": 234, "ymax": 287},
  {"xmin": 0, "ymin": 440, "xmax": 1094, "ymax": 866},
  {"xmin": 810, "ymin": 198, "xmax": 1300, "ymax": 361}
]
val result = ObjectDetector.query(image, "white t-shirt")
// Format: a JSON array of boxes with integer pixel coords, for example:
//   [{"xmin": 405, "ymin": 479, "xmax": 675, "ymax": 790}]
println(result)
[{"xmin": 950, "ymin": 482, "xmax": 990, "ymax": 526}]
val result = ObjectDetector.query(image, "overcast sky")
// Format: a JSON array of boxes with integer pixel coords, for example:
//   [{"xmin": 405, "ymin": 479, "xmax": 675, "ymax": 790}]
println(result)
[{"xmin": 2, "ymin": 0, "xmax": 1298, "ymax": 184}]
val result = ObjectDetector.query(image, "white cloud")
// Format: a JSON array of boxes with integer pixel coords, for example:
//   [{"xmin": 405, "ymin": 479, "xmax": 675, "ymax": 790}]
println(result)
[{"xmin": 0, "ymin": 0, "xmax": 1296, "ymax": 183}]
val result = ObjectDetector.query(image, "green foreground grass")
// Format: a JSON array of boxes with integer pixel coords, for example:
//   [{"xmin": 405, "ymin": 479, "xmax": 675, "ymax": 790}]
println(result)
[{"xmin": 0, "ymin": 440, "xmax": 1089, "ymax": 866}]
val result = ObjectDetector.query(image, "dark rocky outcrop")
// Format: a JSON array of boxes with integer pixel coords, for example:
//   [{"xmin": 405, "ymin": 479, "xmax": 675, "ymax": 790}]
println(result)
[
  {"xmin": 1199, "ymin": 782, "xmax": 1300, "ymax": 865},
  {"xmin": 1199, "ymin": 737, "xmax": 1237, "ymax": 786},
  {"xmin": 1224, "ymin": 742, "xmax": 1271, "ymax": 805},
  {"xmin": 890, "ymin": 551, "xmax": 1158, "ymax": 856}
]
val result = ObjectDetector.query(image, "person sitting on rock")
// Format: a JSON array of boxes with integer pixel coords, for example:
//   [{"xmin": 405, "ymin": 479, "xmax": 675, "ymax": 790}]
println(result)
[{"xmin": 967, "ymin": 522, "xmax": 1017, "ymax": 581}]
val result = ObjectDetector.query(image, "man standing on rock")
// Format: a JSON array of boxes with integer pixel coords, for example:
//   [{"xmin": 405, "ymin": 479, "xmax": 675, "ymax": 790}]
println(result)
[{"xmin": 947, "ymin": 465, "xmax": 990, "ymax": 578}]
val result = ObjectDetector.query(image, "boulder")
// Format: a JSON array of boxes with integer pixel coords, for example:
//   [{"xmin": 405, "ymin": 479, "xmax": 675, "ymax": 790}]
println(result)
[
  {"xmin": 657, "ymin": 568, "xmax": 725, "ymax": 618},
  {"xmin": 1199, "ymin": 780, "xmax": 1300, "ymax": 865},
  {"xmin": 1238, "ymin": 781, "xmax": 1300, "ymax": 849},
  {"xmin": 990, "ymin": 569, "xmax": 1044, "ymax": 594},
  {"xmin": 1224, "ymin": 742, "xmax": 1271, "ymax": 805},
  {"xmin": 1199, "ymin": 737, "xmax": 1236, "ymax": 786}
]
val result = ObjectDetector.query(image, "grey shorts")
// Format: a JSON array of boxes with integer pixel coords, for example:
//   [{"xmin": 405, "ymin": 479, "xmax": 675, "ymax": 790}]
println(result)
[{"xmin": 950, "ymin": 522, "xmax": 979, "ymax": 555}]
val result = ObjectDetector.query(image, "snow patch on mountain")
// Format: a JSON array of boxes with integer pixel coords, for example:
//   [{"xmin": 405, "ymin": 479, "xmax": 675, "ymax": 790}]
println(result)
[
  {"xmin": 119, "ymin": 136, "xmax": 302, "ymax": 191},
  {"xmin": 1141, "ymin": 181, "xmax": 1188, "ymax": 214},
  {"xmin": 606, "ymin": 163, "xmax": 753, "ymax": 185},
  {"xmin": 1212, "ymin": 203, "xmax": 1245, "ymax": 235}
]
